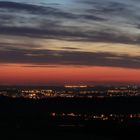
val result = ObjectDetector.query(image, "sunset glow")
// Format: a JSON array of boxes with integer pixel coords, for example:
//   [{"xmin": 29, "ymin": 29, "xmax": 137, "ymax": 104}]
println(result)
[{"xmin": 0, "ymin": 64, "xmax": 139, "ymax": 85}]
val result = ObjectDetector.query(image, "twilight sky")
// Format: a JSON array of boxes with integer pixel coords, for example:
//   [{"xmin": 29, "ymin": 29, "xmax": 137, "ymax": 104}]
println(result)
[{"xmin": 0, "ymin": 0, "xmax": 140, "ymax": 85}]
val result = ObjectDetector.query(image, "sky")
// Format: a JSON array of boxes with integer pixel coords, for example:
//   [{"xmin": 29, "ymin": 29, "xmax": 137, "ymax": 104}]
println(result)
[{"xmin": 0, "ymin": 0, "xmax": 140, "ymax": 85}]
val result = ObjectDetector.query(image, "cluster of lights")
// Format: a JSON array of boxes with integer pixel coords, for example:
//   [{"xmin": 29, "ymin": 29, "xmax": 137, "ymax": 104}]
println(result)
[
  {"xmin": 50, "ymin": 112, "xmax": 140, "ymax": 122},
  {"xmin": 0, "ymin": 85, "xmax": 140, "ymax": 99}
]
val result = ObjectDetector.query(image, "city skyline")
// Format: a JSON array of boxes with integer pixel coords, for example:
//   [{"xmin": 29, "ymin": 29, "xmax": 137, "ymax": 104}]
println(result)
[{"xmin": 0, "ymin": 0, "xmax": 140, "ymax": 85}]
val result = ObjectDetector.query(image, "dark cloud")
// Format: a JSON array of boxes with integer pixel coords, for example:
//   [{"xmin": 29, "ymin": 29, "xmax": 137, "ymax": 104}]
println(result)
[
  {"xmin": 0, "ymin": 46, "xmax": 140, "ymax": 69},
  {"xmin": 0, "ymin": 1, "xmax": 60, "ymax": 15},
  {"xmin": 84, "ymin": 1, "xmax": 127, "ymax": 13},
  {"xmin": 78, "ymin": 14, "xmax": 105, "ymax": 21},
  {"xmin": 0, "ymin": 25, "xmax": 139, "ymax": 45},
  {"xmin": 0, "ymin": 0, "xmax": 140, "ymax": 70},
  {"xmin": 81, "ymin": 0, "xmax": 140, "ymax": 30},
  {"xmin": 0, "ymin": 1, "xmax": 139, "ymax": 45},
  {"xmin": 0, "ymin": 1, "xmax": 100, "ymax": 20}
]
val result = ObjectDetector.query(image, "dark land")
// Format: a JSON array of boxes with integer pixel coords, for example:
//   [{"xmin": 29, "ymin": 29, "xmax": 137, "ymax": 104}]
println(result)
[{"xmin": 0, "ymin": 86, "xmax": 140, "ymax": 139}]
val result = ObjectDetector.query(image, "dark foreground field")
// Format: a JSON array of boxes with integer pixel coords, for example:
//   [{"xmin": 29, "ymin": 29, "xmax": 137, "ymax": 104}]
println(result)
[{"xmin": 0, "ymin": 96, "xmax": 140, "ymax": 139}]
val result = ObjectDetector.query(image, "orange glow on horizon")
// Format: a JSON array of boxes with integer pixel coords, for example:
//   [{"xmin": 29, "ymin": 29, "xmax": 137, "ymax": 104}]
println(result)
[{"xmin": 0, "ymin": 64, "xmax": 140, "ymax": 85}]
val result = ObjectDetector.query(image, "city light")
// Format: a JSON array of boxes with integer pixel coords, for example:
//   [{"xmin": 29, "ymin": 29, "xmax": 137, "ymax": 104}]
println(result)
[{"xmin": 0, "ymin": 85, "xmax": 140, "ymax": 99}]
